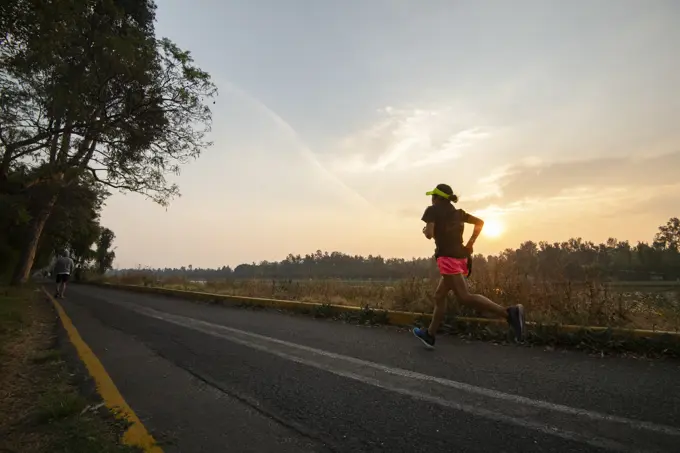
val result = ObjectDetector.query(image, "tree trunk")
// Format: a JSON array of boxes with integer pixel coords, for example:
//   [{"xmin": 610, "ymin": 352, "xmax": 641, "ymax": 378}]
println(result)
[
  {"xmin": 49, "ymin": 118, "xmax": 62, "ymax": 164},
  {"xmin": 10, "ymin": 193, "xmax": 60, "ymax": 286},
  {"xmin": 0, "ymin": 144, "xmax": 16, "ymax": 191},
  {"xmin": 0, "ymin": 145, "xmax": 14, "ymax": 177}
]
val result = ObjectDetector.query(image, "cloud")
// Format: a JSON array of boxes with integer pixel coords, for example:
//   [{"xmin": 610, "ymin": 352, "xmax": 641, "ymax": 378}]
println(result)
[
  {"xmin": 473, "ymin": 150, "xmax": 680, "ymax": 208},
  {"xmin": 214, "ymin": 78, "xmax": 376, "ymax": 210},
  {"xmin": 326, "ymin": 106, "xmax": 493, "ymax": 173}
]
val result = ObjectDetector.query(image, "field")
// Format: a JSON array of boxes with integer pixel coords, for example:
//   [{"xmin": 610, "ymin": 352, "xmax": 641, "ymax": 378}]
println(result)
[{"xmin": 104, "ymin": 272, "xmax": 680, "ymax": 332}]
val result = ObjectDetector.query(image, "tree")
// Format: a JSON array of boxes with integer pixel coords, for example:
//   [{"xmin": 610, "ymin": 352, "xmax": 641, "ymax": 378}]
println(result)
[
  {"xmin": 2, "ymin": 0, "xmax": 217, "ymax": 284},
  {"xmin": 654, "ymin": 217, "xmax": 680, "ymax": 252},
  {"xmin": 0, "ymin": 169, "xmax": 112, "ymax": 281},
  {"xmin": 33, "ymin": 174, "xmax": 109, "ymax": 270},
  {"xmin": 0, "ymin": 190, "xmax": 30, "ymax": 278},
  {"xmin": 94, "ymin": 228, "xmax": 116, "ymax": 275}
]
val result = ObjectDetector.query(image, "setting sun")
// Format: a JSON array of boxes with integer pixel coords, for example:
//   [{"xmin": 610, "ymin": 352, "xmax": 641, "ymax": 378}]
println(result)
[{"xmin": 483, "ymin": 218, "xmax": 505, "ymax": 238}]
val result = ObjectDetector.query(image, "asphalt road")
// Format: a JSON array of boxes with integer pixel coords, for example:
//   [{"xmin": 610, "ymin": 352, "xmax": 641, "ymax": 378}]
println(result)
[{"xmin": 52, "ymin": 284, "xmax": 680, "ymax": 453}]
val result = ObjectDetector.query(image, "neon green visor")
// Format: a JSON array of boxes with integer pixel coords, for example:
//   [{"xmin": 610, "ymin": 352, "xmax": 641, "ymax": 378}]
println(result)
[{"xmin": 425, "ymin": 187, "xmax": 451, "ymax": 199}]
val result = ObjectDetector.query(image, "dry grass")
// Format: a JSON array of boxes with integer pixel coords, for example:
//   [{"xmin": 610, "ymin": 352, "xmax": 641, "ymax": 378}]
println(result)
[
  {"xmin": 105, "ymin": 270, "xmax": 680, "ymax": 332},
  {"xmin": 0, "ymin": 286, "xmax": 141, "ymax": 453}
]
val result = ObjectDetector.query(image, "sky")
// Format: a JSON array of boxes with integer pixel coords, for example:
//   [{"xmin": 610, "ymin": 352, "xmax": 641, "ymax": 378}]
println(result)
[{"xmin": 101, "ymin": 0, "xmax": 680, "ymax": 269}]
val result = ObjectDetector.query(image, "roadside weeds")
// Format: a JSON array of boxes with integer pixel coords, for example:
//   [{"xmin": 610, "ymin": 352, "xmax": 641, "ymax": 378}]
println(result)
[{"xmin": 0, "ymin": 285, "xmax": 142, "ymax": 453}]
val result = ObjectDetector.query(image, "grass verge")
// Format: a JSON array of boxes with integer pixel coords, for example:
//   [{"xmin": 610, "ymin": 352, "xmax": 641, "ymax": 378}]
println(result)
[{"xmin": 0, "ymin": 285, "xmax": 142, "ymax": 453}]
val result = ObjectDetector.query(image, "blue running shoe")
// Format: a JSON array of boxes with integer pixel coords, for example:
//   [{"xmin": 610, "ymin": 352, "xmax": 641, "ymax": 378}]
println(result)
[
  {"xmin": 412, "ymin": 327, "xmax": 435, "ymax": 349},
  {"xmin": 506, "ymin": 304, "xmax": 526, "ymax": 341}
]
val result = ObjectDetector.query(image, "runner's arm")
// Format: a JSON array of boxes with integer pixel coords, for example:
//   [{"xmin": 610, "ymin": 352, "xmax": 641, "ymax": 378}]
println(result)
[
  {"xmin": 423, "ymin": 222, "xmax": 435, "ymax": 239},
  {"xmin": 463, "ymin": 211, "xmax": 484, "ymax": 250},
  {"xmin": 421, "ymin": 206, "xmax": 436, "ymax": 240}
]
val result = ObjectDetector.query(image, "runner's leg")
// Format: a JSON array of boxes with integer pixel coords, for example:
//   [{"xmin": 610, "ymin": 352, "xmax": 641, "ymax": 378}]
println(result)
[
  {"xmin": 60, "ymin": 274, "xmax": 68, "ymax": 297},
  {"xmin": 413, "ymin": 276, "xmax": 455, "ymax": 348},
  {"xmin": 449, "ymin": 274, "xmax": 526, "ymax": 340},
  {"xmin": 428, "ymin": 276, "xmax": 451, "ymax": 336},
  {"xmin": 448, "ymin": 274, "xmax": 507, "ymax": 318}
]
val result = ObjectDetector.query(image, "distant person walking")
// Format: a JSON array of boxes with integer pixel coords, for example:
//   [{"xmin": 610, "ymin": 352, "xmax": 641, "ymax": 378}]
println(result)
[
  {"xmin": 412, "ymin": 184, "xmax": 526, "ymax": 349},
  {"xmin": 53, "ymin": 250, "xmax": 75, "ymax": 298}
]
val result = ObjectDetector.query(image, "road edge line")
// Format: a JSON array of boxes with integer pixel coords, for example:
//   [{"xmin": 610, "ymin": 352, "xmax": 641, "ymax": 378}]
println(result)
[{"xmin": 43, "ymin": 288, "xmax": 164, "ymax": 453}]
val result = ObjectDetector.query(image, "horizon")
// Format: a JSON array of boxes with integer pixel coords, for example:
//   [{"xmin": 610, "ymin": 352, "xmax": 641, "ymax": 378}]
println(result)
[
  {"xmin": 111, "ymin": 217, "xmax": 672, "ymax": 270},
  {"xmin": 100, "ymin": 0, "xmax": 680, "ymax": 269}
]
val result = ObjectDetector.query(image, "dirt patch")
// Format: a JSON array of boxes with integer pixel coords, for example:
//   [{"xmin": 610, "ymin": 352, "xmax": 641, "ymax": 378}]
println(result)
[{"xmin": 0, "ymin": 287, "xmax": 141, "ymax": 453}]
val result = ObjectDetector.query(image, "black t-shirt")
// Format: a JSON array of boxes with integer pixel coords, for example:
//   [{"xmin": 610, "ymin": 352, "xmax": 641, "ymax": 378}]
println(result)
[{"xmin": 421, "ymin": 203, "xmax": 473, "ymax": 259}]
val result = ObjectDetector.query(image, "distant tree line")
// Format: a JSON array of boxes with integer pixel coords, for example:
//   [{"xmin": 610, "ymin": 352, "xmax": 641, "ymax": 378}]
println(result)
[{"xmin": 115, "ymin": 217, "xmax": 680, "ymax": 282}]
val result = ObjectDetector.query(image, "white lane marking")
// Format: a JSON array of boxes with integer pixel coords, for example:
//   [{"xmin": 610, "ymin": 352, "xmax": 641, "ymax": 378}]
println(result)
[
  {"xmin": 133, "ymin": 305, "xmax": 680, "ymax": 438},
  {"xmin": 109, "ymin": 302, "xmax": 680, "ymax": 452},
  {"xmin": 169, "ymin": 315, "xmax": 634, "ymax": 452}
]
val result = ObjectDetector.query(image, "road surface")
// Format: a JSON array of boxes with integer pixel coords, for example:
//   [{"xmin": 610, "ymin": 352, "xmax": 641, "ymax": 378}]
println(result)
[{"xmin": 53, "ymin": 284, "xmax": 680, "ymax": 453}]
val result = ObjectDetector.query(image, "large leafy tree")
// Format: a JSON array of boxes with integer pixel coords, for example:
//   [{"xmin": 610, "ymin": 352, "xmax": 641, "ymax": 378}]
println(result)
[
  {"xmin": 34, "ymin": 174, "xmax": 109, "ymax": 269},
  {"xmin": 1, "ymin": 0, "xmax": 217, "ymax": 285},
  {"xmin": 94, "ymin": 227, "xmax": 116, "ymax": 275},
  {"xmin": 0, "ymin": 171, "xmax": 111, "ymax": 281}
]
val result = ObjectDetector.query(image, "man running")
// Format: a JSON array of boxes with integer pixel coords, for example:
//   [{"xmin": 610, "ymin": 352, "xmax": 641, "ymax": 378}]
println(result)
[
  {"xmin": 413, "ymin": 184, "xmax": 526, "ymax": 349},
  {"xmin": 52, "ymin": 250, "xmax": 75, "ymax": 298}
]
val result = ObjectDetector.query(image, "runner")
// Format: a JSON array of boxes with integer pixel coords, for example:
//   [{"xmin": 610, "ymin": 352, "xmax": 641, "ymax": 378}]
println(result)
[
  {"xmin": 53, "ymin": 250, "xmax": 75, "ymax": 298},
  {"xmin": 412, "ymin": 184, "xmax": 526, "ymax": 349}
]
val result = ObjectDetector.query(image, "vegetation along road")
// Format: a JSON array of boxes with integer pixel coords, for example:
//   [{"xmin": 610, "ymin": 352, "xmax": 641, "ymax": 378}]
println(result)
[{"xmin": 50, "ymin": 283, "xmax": 680, "ymax": 453}]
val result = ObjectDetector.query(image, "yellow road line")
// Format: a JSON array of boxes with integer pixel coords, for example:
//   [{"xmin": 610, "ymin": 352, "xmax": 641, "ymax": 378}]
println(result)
[{"xmin": 44, "ymin": 289, "xmax": 163, "ymax": 453}]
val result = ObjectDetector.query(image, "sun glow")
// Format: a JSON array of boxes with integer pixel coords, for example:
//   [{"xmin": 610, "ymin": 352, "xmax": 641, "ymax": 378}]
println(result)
[{"xmin": 483, "ymin": 218, "xmax": 505, "ymax": 238}]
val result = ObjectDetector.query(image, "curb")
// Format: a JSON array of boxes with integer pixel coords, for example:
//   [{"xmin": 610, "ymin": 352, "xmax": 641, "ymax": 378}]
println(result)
[
  {"xmin": 44, "ymin": 288, "xmax": 164, "ymax": 453},
  {"xmin": 85, "ymin": 281, "xmax": 680, "ymax": 342}
]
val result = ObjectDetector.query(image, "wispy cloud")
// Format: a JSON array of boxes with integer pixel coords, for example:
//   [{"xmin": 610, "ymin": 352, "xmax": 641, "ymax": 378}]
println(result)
[
  {"xmin": 460, "ymin": 152, "xmax": 680, "ymax": 232},
  {"xmin": 327, "ymin": 106, "xmax": 493, "ymax": 173},
  {"xmin": 470, "ymin": 151, "xmax": 680, "ymax": 207}
]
